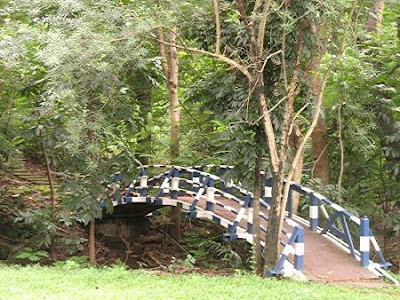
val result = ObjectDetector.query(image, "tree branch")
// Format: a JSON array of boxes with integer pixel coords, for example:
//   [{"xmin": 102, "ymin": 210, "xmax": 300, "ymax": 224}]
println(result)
[
  {"xmin": 150, "ymin": 36, "xmax": 253, "ymax": 81},
  {"xmin": 256, "ymin": 0, "xmax": 273, "ymax": 54}
]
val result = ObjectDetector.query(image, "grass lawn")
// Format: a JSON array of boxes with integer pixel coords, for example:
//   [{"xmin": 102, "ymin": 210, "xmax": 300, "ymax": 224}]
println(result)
[{"xmin": 0, "ymin": 265, "xmax": 399, "ymax": 300}]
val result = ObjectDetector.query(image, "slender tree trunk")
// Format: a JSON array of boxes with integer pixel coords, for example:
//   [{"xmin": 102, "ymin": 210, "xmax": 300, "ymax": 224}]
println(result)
[
  {"xmin": 41, "ymin": 141, "xmax": 57, "ymax": 260},
  {"xmin": 252, "ymin": 148, "xmax": 263, "ymax": 275},
  {"xmin": 263, "ymin": 173, "xmax": 284, "ymax": 274},
  {"xmin": 337, "ymin": 103, "xmax": 344, "ymax": 190},
  {"xmin": 365, "ymin": 0, "xmax": 385, "ymax": 34},
  {"xmin": 168, "ymin": 31, "xmax": 180, "ymax": 161},
  {"xmin": 89, "ymin": 220, "xmax": 96, "ymax": 264},
  {"xmin": 289, "ymin": 123, "xmax": 304, "ymax": 213},
  {"xmin": 252, "ymin": 75, "xmax": 283, "ymax": 273},
  {"xmin": 158, "ymin": 27, "xmax": 182, "ymax": 241},
  {"xmin": 87, "ymin": 128, "xmax": 97, "ymax": 264},
  {"xmin": 168, "ymin": 31, "xmax": 182, "ymax": 241}
]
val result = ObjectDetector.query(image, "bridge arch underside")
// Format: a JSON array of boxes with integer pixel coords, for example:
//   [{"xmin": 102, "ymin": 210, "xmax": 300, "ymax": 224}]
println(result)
[
  {"xmin": 107, "ymin": 196, "xmax": 378, "ymax": 282},
  {"xmin": 109, "ymin": 198, "xmax": 244, "ymax": 237}
]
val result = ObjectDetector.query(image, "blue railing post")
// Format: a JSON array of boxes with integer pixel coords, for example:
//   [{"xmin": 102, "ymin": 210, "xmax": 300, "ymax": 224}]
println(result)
[
  {"xmin": 247, "ymin": 195, "xmax": 253, "ymax": 234},
  {"xmin": 264, "ymin": 177, "xmax": 272, "ymax": 204},
  {"xmin": 360, "ymin": 216, "xmax": 370, "ymax": 268},
  {"xmin": 206, "ymin": 178, "xmax": 215, "ymax": 211},
  {"xmin": 294, "ymin": 226, "xmax": 304, "ymax": 271},
  {"xmin": 171, "ymin": 168, "xmax": 179, "ymax": 200},
  {"xmin": 226, "ymin": 179, "xmax": 233, "ymax": 194},
  {"xmin": 288, "ymin": 188, "xmax": 293, "ymax": 218},
  {"xmin": 192, "ymin": 171, "xmax": 200, "ymax": 192},
  {"xmin": 309, "ymin": 195, "xmax": 319, "ymax": 231}
]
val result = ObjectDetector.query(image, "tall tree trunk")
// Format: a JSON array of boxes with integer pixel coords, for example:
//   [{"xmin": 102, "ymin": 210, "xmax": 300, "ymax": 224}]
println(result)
[
  {"xmin": 365, "ymin": 0, "xmax": 385, "ymax": 34},
  {"xmin": 255, "ymin": 78, "xmax": 284, "ymax": 274},
  {"xmin": 168, "ymin": 31, "xmax": 182, "ymax": 241},
  {"xmin": 311, "ymin": 116, "xmax": 330, "ymax": 184},
  {"xmin": 252, "ymin": 148, "xmax": 263, "ymax": 275},
  {"xmin": 158, "ymin": 27, "xmax": 182, "ymax": 241},
  {"xmin": 309, "ymin": 22, "xmax": 330, "ymax": 185},
  {"xmin": 262, "ymin": 28, "xmax": 305, "ymax": 273},
  {"xmin": 168, "ymin": 31, "xmax": 180, "ymax": 161}
]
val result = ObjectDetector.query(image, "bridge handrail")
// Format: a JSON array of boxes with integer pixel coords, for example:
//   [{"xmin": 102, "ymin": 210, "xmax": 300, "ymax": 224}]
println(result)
[
  {"xmin": 119, "ymin": 165, "xmax": 304, "ymax": 274},
  {"xmin": 114, "ymin": 164, "xmax": 390, "ymax": 275},
  {"xmin": 180, "ymin": 164, "xmax": 391, "ymax": 270},
  {"xmin": 288, "ymin": 181, "xmax": 391, "ymax": 269}
]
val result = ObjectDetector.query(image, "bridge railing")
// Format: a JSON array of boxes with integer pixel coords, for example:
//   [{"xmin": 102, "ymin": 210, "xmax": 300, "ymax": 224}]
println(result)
[
  {"xmin": 115, "ymin": 164, "xmax": 391, "ymax": 272},
  {"xmin": 275, "ymin": 180, "xmax": 391, "ymax": 269},
  {"xmin": 186, "ymin": 165, "xmax": 391, "ymax": 270},
  {"xmin": 119, "ymin": 165, "xmax": 306, "ymax": 276}
]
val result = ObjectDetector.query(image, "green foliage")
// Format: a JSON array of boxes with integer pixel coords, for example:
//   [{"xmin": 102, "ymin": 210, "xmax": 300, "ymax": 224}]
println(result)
[
  {"xmin": 14, "ymin": 208, "xmax": 57, "ymax": 248},
  {"xmin": 15, "ymin": 247, "xmax": 48, "ymax": 262},
  {"xmin": 168, "ymin": 254, "xmax": 196, "ymax": 272},
  {"xmin": 198, "ymin": 239, "xmax": 244, "ymax": 269},
  {"xmin": 53, "ymin": 256, "xmax": 90, "ymax": 270}
]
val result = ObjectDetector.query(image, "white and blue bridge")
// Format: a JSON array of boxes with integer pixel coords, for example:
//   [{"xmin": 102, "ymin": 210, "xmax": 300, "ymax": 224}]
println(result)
[{"xmin": 105, "ymin": 165, "xmax": 397, "ymax": 284}]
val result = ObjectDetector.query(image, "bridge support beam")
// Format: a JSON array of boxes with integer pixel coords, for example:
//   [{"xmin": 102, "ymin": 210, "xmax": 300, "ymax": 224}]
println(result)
[{"xmin": 268, "ymin": 225, "xmax": 304, "ymax": 277}]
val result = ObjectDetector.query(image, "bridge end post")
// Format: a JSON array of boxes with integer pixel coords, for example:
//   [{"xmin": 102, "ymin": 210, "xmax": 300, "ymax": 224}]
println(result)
[
  {"xmin": 360, "ymin": 216, "xmax": 370, "ymax": 268},
  {"xmin": 309, "ymin": 195, "xmax": 319, "ymax": 231}
]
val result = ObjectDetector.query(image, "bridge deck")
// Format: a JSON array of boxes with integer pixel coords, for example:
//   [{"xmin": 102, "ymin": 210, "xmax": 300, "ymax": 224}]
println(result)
[{"xmin": 302, "ymin": 230, "xmax": 377, "ymax": 281}]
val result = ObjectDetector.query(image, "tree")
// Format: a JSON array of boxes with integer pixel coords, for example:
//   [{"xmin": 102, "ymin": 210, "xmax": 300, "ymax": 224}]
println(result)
[
  {"xmin": 3, "ymin": 0, "xmax": 154, "ymax": 263},
  {"xmin": 158, "ymin": 17, "xmax": 182, "ymax": 240},
  {"xmin": 149, "ymin": 0, "xmax": 361, "ymax": 273}
]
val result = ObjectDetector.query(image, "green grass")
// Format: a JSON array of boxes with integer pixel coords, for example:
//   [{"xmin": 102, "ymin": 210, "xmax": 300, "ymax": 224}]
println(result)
[{"xmin": 0, "ymin": 265, "xmax": 398, "ymax": 300}]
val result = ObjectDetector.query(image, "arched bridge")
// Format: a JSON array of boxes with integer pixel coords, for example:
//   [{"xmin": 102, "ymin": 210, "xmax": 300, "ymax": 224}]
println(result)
[{"xmin": 106, "ymin": 165, "xmax": 397, "ymax": 284}]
